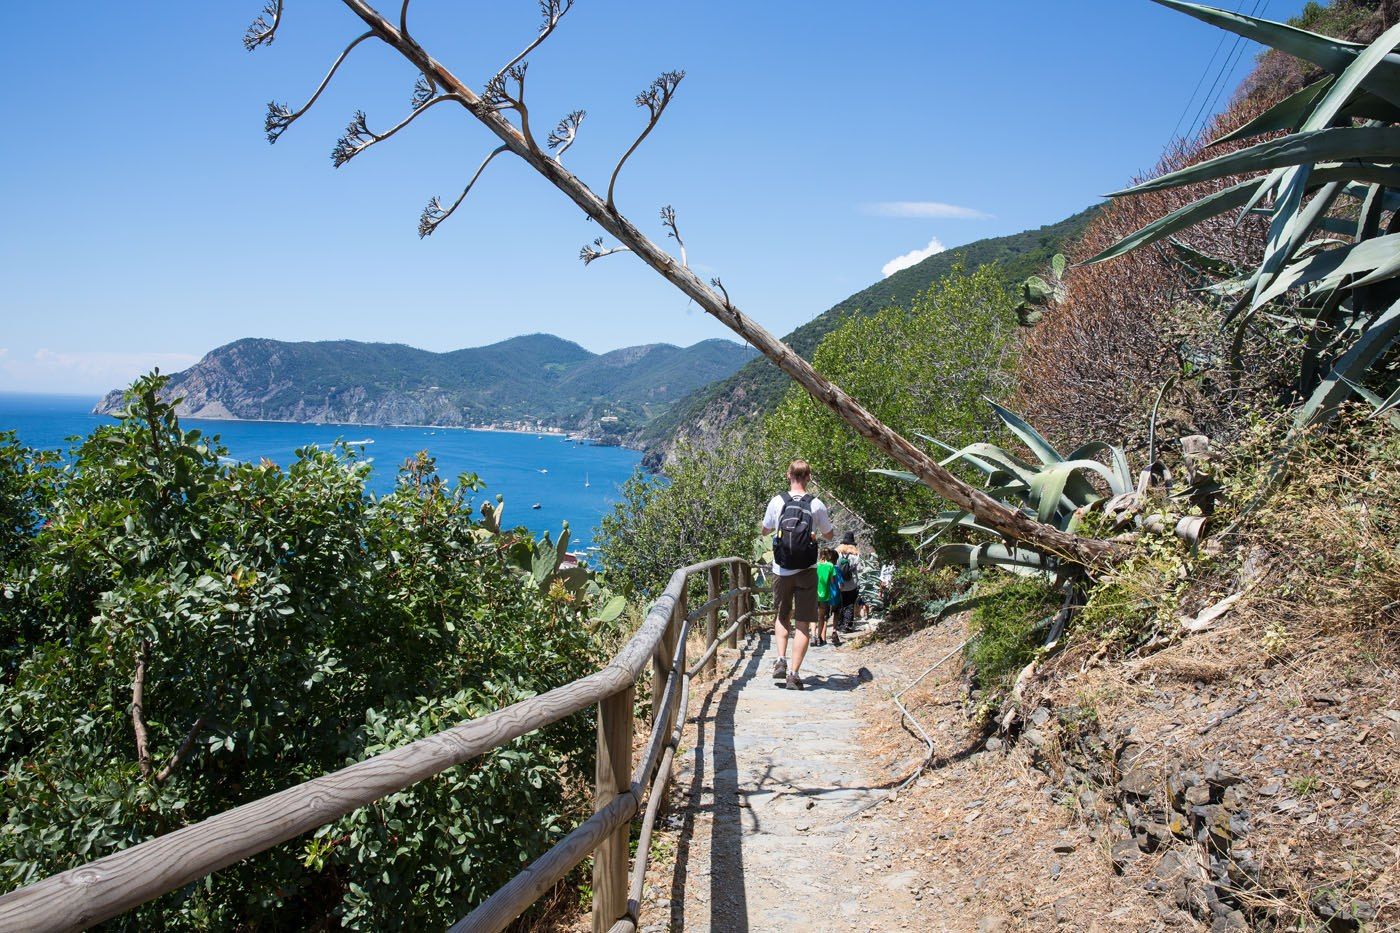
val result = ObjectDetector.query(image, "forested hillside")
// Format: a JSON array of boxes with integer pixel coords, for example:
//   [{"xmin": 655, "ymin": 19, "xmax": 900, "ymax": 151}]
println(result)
[
  {"xmin": 634, "ymin": 206, "xmax": 1099, "ymax": 466},
  {"xmin": 92, "ymin": 334, "xmax": 755, "ymax": 438}
]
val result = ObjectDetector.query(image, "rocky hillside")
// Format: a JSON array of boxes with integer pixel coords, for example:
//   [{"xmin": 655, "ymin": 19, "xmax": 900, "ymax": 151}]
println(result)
[
  {"xmin": 94, "ymin": 334, "xmax": 756, "ymax": 438},
  {"xmin": 633, "ymin": 206, "xmax": 1099, "ymax": 467}
]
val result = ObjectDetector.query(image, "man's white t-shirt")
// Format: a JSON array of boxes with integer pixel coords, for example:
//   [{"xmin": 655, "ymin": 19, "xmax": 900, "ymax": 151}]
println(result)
[{"xmin": 762, "ymin": 492, "xmax": 834, "ymax": 576}]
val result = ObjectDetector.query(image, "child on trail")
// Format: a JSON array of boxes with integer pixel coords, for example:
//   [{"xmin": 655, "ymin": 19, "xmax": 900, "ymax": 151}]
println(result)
[
  {"xmin": 813, "ymin": 548, "xmax": 840, "ymax": 648},
  {"xmin": 827, "ymin": 553, "xmax": 845, "ymax": 646}
]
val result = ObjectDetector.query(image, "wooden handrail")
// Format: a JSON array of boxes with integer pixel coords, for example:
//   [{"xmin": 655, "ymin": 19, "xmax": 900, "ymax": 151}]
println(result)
[{"xmin": 0, "ymin": 556, "xmax": 756, "ymax": 933}]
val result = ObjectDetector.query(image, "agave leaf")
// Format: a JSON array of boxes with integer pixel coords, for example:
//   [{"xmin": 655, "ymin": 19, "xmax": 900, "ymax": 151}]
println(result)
[
  {"xmin": 1052, "ymin": 253, "xmax": 1068, "ymax": 280},
  {"xmin": 916, "ymin": 432, "xmax": 1001, "ymax": 477},
  {"xmin": 1029, "ymin": 459, "xmax": 1121, "ymax": 522},
  {"xmin": 985, "ymin": 398, "xmax": 1064, "ymax": 465},
  {"xmin": 871, "ymin": 468, "xmax": 919, "ymax": 484},
  {"xmin": 1152, "ymin": 0, "xmax": 1400, "ymax": 107},
  {"xmin": 898, "ymin": 518, "xmax": 947, "ymax": 536},
  {"xmin": 938, "ymin": 443, "xmax": 1040, "ymax": 486},
  {"xmin": 1167, "ymin": 238, "xmax": 1238, "ymax": 277},
  {"xmin": 1254, "ymin": 19, "xmax": 1400, "ymax": 290},
  {"xmin": 1292, "ymin": 297, "xmax": 1400, "ymax": 431},
  {"xmin": 1208, "ymin": 78, "xmax": 1333, "ymax": 148},
  {"xmin": 931, "ymin": 542, "xmax": 1045, "ymax": 574},
  {"xmin": 1062, "ymin": 442, "xmax": 1133, "ymax": 492},
  {"xmin": 1340, "ymin": 378, "xmax": 1400, "ymax": 427},
  {"xmin": 1111, "ymin": 127, "xmax": 1400, "ymax": 198},
  {"xmin": 1343, "ymin": 182, "xmax": 1400, "ymax": 212},
  {"xmin": 1254, "ymin": 233, "xmax": 1400, "ymax": 305},
  {"xmin": 1087, "ymin": 178, "xmax": 1257, "ymax": 265},
  {"xmin": 1297, "ymin": 19, "xmax": 1400, "ymax": 133}
]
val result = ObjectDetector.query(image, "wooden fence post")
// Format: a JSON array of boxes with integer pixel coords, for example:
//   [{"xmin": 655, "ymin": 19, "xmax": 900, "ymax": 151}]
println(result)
[
  {"xmin": 737, "ymin": 563, "xmax": 753, "ymax": 642},
  {"xmin": 705, "ymin": 565, "xmax": 722, "ymax": 677},
  {"xmin": 726, "ymin": 561, "xmax": 741, "ymax": 650},
  {"xmin": 591, "ymin": 685, "xmax": 634, "ymax": 933},
  {"xmin": 653, "ymin": 586, "xmax": 683, "ymax": 732}
]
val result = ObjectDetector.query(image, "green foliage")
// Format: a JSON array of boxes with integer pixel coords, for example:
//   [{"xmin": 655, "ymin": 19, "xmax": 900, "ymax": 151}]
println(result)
[
  {"xmin": 0, "ymin": 374, "xmax": 621, "ymax": 928},
  {"xmin": 768, "ymin": 265, "xmax": 1019, "ymax": 553},
  {"xmin": 967, "ymin": 575, "xmax": 1060, "ymax": 693},
  {"xmin": 636, "ymin": 207, "xmax": 1100, "ymax": 457},
  {"xmin": 1100, "ymin": 2, "xmax": 1400, "ymax": 436},
  {"xmin": 1076, "ymin": 536, "xmax": 1191, "ymax": 647},
  {"xmin": 596, "ymin": 423, "xmax": 789, "ymax": 598}
]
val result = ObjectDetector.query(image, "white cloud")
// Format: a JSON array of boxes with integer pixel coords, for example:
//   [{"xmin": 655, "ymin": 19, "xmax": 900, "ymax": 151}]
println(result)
[
  {"xmin": 864, "ymin": 201, "xmax": 993, "ymax": 220},
  {"xmin": 0, "ymin": 349, "xmax": 199, "ymax": 395},
  {"xmin": 881, "ymin": 237, "xmax": 947, "ymax": 278}
]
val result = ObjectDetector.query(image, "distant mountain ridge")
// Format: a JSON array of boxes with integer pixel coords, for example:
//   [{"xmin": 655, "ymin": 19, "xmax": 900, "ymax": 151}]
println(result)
[
  {"xmin": 633, "ymin": 206, "xmax": 1100, "ymax": 466},
  {"xmin": 94, "ymin": 334, "xmax": 756, "ymax": 440}
]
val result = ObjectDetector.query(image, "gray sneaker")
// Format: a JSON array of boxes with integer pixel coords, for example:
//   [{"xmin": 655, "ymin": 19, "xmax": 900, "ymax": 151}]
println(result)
[
  {"xmin": 785, "ymin": 672, "xmax": 804, "ymax": 691},
  {"xmin": 771, "ymin": 657, "xmax": 787, "ymax": 680}
]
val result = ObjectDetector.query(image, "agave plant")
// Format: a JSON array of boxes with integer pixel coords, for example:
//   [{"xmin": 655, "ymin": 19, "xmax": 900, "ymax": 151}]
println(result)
[
  {"xmin": 1090, "ymin": 0, "xmax": 1400, "ymax": 434},
  {"xmin": 875, "ymin": 400, "xmax": 1134, "ymax": 574}
]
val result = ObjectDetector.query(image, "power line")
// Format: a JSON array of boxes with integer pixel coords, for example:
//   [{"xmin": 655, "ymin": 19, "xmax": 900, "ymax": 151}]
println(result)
[
  {"xmin": 1184, "ymin": 0, "xmax": 1269, "ymax": 145},
  {"xmin": 1167, "ymin": 24, "xmax": 1233, "ymax": 144}
]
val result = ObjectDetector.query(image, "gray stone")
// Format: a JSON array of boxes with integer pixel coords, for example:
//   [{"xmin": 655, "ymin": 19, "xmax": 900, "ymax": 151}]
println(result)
[{"xmin": 1119, "ymin": 767, "xmax": 1159, "ymax": 797}]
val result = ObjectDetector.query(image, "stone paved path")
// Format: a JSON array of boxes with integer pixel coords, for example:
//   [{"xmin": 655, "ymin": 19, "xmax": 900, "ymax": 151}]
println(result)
[{"xmin": 663, "ymin": 631, "xmax": 920, "ymax": 932}]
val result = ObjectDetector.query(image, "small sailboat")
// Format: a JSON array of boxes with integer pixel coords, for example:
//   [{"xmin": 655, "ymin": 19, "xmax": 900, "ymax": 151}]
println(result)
[
  {"xmin": 539, "ymin": 468, "xmax": 549, "ymax": 474},
  {"xmin": 584, "ymin": 472, "xmax": 590, "ymax": 488},
  {"xmin": 531, "ymin": 502, "xmax": 542, "ymax": 510}
]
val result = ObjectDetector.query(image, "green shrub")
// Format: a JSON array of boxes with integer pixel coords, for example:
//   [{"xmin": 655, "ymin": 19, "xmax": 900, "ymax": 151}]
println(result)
[
  {"xmin": 966, "ymin": 576, "xmax": 1060, "ymax": 694},
  {"xmin": 596, "ymin": 422, "xmax": 789, "ymax": 598},
  {"xmin": 766, "ymin": 265, "xmax": 1018, "ymax": 553},
  {"xmin": 0, "ymin": 374, "xmax": 618, "ymax": 928}
]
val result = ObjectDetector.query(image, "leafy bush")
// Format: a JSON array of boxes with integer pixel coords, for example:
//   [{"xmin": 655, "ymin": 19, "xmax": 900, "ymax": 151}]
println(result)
[
  {"xmin": 0, "ymin": 375, "xmax": 619, "ymax": 928},
  {"xmin": 766, "ymin": 265, "xmax": 1018, "ymax": 552},
  {"xmin": 966, "ymin": 576, "xmax": 1061, "ymax": 694},
  {"xmin": 596, "ymin": 422, "xmax": 789, "ymax": 598}
]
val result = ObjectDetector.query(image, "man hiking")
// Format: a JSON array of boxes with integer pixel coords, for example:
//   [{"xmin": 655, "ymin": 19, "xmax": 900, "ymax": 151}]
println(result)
[{"xmin": 760, "ymin": 459, "xmax": 834, "ymax": 690}]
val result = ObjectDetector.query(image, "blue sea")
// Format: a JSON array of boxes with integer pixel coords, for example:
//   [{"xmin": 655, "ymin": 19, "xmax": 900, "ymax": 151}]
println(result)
[{"xmin": 0, "ymin": 393, "xmax": 642, "ymax": 552}]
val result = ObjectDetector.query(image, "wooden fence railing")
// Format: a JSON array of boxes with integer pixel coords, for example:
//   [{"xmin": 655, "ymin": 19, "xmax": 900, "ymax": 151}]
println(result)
[{"xmin": 0, "ymin": 557, "xmax": 766, "ymax": 933}]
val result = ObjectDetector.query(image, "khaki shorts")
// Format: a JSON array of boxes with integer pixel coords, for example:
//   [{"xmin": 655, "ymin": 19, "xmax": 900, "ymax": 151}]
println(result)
[{"xmin": 773, "ymin": 568, "xmax": 818, "ymax": 625}]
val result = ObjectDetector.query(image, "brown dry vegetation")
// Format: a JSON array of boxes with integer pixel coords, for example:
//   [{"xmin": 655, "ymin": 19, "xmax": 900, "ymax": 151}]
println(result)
[{"xmin": 1012, "ymin": 1, "xmax": 1399, "ymax": 456}]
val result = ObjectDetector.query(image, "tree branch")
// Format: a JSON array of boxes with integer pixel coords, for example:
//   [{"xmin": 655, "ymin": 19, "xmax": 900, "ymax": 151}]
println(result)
[
  {"xmin": 661, "ymin": 205, "xmax": 687, "ymax": 268},
  {"xmin": 155, "ymin": 716, "xmax": 206, "ymax": 784},
  {"xmin": 419, "ymin": 144, "xmax": 509, "ymax": 238},
  {"xmin": 607, "ymin": 71, "xmax": 684, "ymax": 212},
  {"xmin": 332, "ymin": 94, "xmax": 459, "ymax": 167},
  {"xmin": 547, "ymin": 109, "xmax": 585, "ymax": 160},
  {"xmin": 580, "ymin": 236, "xmax": 631, "ymax": 265},
  {"xmin": 131, "ymin": 641, "xmax": 152, "ymax": 780},
  {"xmin": 244, "ymin": 0, "xmax": 284, "ymax": 51},
  {"xmin": 314, "ymin": 0, "xmax": 1124, "ymax": 569},
  {"xmin": 266, "ymin": 31, "xmax": 375, "ymax": 144},
  {"xmin": 481, "ymin": 65, "xmax": 536, "ymax": 150},
  {"xmin": 490, "ymin": 0, "xmax": 574, "ymax": 88}
]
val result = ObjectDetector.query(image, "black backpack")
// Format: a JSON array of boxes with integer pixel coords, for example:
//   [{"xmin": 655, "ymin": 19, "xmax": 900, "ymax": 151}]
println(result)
[{"xmin": 773, "ymin": 493, "xmax": 818, "ymax": 570}]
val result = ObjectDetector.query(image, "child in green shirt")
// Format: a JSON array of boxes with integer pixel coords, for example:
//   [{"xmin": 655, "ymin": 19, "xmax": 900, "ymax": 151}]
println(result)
[{"xmin": 814, "ymin": 549, "xmax": 838, "ymax": 647}]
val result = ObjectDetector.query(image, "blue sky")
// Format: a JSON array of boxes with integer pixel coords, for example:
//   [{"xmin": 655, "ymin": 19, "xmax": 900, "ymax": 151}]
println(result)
[{"xmin": 0, "ymin": 0, "xmax": 1307, "ymax": 394}]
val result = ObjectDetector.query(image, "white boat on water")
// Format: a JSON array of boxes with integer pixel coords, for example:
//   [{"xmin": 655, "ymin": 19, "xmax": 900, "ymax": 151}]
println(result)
[
  {"xmin": 539, "ymin": 468, "xmax": 549, "ymax": 474},
  {"xmin": 584, "ymin": 472, "xmax": 590, "ymax": 488},
  {"xmin": 345, "ymin": 438, "xmax": 375, "ymax": 445}
]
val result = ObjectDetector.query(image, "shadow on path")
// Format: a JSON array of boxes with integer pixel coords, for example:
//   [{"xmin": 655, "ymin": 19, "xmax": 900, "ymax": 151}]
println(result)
[{"xmin": 669, "ymin": 633, "xmax": 762, "ymax": 931}]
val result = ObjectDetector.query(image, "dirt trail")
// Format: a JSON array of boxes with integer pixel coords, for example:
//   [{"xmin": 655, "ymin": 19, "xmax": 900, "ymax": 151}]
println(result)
[{"xmin": 655, "ymin": 630, "xmax": 924, "ymax": 932}]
